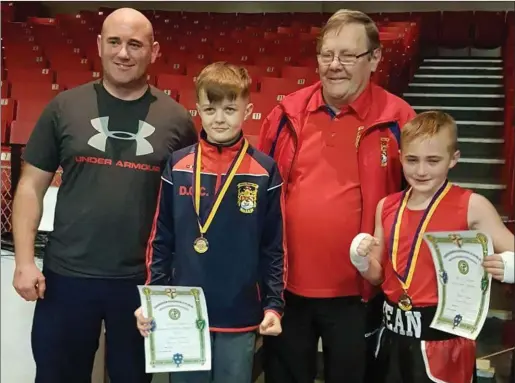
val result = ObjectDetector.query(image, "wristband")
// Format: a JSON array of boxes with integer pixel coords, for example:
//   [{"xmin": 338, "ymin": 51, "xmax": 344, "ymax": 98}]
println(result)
[
  {"xmin": 350, "ymin": 233, "xmax": 371, "ymax": 273},
  {"xmin": 499, "ymin": 251, "xmax": 514, "ymax": 284}
]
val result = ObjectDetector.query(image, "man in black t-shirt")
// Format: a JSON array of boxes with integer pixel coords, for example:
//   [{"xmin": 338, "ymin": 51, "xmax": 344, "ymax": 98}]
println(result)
[{"xmin": 11, "ymin": 8, "xmax": 197, "ymax": 383}]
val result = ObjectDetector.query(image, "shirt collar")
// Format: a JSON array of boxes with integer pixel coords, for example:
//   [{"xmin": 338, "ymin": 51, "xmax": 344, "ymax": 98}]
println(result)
[
  {"xmin": 306, "ymin": 81, "xmax": 373, "ymax": 121},
  {"xmin": 199, "ymin": 129, "xmax": 244, "ymax": 156}
]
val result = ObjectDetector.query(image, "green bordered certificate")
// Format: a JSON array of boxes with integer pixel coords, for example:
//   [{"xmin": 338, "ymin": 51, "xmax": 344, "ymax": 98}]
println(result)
[
  {"xmin": 137, "ymin": 286, "xmax": 211, "ymax": 373},
  {"xmin": 423, "ymin": 231, "xmax": 493, "ymax": 340}
]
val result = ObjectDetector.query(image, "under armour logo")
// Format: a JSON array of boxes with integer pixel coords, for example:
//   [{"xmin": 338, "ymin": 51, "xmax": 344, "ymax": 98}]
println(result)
[{"xmin": 88, "ymin": 117, "xmax": 155, "ymax": 156}]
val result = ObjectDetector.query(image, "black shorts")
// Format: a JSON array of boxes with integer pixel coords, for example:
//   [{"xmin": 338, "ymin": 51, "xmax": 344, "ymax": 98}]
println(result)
[{"xmin": 373, "ymin": 327, "xmax": 477, "ymax": 383}]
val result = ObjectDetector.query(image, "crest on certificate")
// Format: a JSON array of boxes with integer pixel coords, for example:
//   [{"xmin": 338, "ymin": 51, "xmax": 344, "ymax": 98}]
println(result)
[
  {"xmin": 169, "ymin": 308, "xmax": 181, "ymax": 320},
  {"xmin": 173, "ymin": 353, "xmax": 184, "ymax": 367},
  {"xmin": 165, "ymin": 288, "xmax": 178, "ymax": 299},
  {"xmin": 481, "ymin": 276, "xmax": 489, "ymax": 292},
  {"xmin": 453, "ymin": 314, "xmax": 463, "ymax": 329},
  {"xmin": 237, "ymin": 182, "xmax": 258, "ymax": 214},
  {"xmin": 438, "ymin": 270, "xmax": 448, "ymax": 285},
  {"xmin": 449, "ymin": 233, "xmax": 463, "ymax": 248},
  {"xmin": 457, "ymin": 260, "xmax": 469, "ymax": 275}
]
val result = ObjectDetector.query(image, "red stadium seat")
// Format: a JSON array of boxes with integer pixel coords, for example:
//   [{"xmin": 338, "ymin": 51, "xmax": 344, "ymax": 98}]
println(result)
[
  {"xmin": 440, "ymin": 11, "xmax": 473, "ymax": 49},
  {"xmin": 473, "ymin": 11, "xmax": 507, "ymax": 49},
  {"xmin": 57, "ymin": 70, "xmax": 101, "ymax": 89},
  {"xmin": 245, "ymin": 65, "xmax": 280, "ymax": 82},
  {"xmin": 281, "ymin": 66, "xmax": 319, "ymax": 85},
  {"xmin": 177, "ymin": 90, "xmax": 201, "ymax": 131},
  {"xmin": 10, "ymin": 83, "xmax": 60, "ymax": 103},
  {"xmin": 245, "ymin": 134, "xmax": 259, "ymax": 147},
  {"xmin": 1, "ymin": 81, "xmax": 10, "ymax": 98},
  {"xmin": 1, "ymin": 120, "xmax": 8, "ymax": 143},
  {"xmin": 244, "ymin": 92, "xmax": 280, "ymax": 136},
  {"xmin": 6, "ymin": 68, "xmax": 55, "ymax": 84},
  {"xmin": 381, "ymin": 12, "xmax": 411, "ymax": 22},
  {"xmin": 1, "ymin": 99, "xmax": 16, "ymax": 127},
  {"xmin": 411, "ymin": 11, "xmax": 441, "ymax": 46},
  {"xmin": 259, "ymin": 77, "xmax": 306, "ymax": 99},
  {"xmin": 186, "ymin": 63, "xmax": 207, "ymax": 77},
  {"xmin": 15, "ymin": 98, "xmax": 53, "ymax": 132},
  {"xmin": 156, "ymin": 74, "xmax": 196, "ymax": 94},
  {"xmin": 9, "ymin": 120, "xmax": 35, "ymax": 145}
]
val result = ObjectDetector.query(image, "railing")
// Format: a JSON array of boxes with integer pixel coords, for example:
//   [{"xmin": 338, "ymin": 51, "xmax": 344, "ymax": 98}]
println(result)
[
  {"xmin": 1, "ymin": 144, "xmax": 62, "ymax": 235},
  {"xmin": 502, "ymin": 24, "xmax": 515, "ymax": 222},
  {"xmin": 1, "ymin": 144, "xmax": 22, "ymax": 235}
]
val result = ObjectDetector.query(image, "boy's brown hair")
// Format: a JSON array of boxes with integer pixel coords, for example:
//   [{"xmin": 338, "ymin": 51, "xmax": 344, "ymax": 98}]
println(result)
[
  {"xmin": 317, "ymin": 9, "xmax": 381, "ymax": 53},
  {"xmin": 401, "ymin": 111, "xmax": 458, "ymax": 153},
  {"xmin": 194, "ymin": 62, "xmax": 251, "ymax": 103}
]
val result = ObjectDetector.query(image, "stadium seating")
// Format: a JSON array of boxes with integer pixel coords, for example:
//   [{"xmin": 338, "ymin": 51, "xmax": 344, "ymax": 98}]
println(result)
[
  {"xmin": 1, "ymin": 6, "xmax": 513, "ymax": 227},
  {"xmin": 439, "ymin": 11, "xmax": 474, "ymax": 49},
  {"xmin": 473, "ymin": 11, "xmax": 508, "ymax": 49},
  {"xmin": 0, "ymin": 9, "xmax": 423, "ymax": 146},
  {"xmin": 1, "ymin": 8, "xmax": 513, "ymax": 150}
]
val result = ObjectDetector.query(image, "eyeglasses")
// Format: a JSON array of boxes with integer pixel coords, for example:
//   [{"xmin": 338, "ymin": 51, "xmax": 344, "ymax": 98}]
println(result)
[{"xmin": 317, "ymin": 50, "xmax": 372, "ymax": 66}]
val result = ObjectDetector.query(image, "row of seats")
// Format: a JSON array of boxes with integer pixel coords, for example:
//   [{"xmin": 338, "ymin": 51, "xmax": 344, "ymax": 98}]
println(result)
[
  {"xmin": 3, "ymin": 4, "xmax": 514, "ymax": 49},
  {"xmin": 1, "ymin": 13, "xmax": 421, "ymax": 145},
  {"xmin": 42, "ymin": 9, "xmax": 515, "ymax": 49},
  {"xmin": 1, "ymin": 18, "xmax": 417, "ymax": 66}
]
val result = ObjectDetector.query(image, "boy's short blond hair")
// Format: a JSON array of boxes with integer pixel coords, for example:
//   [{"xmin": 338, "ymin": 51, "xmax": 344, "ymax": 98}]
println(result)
[
  {"xmin": 401, "ymin": 111, "xmax": 458, "ymax": 153},
  {"xmin": 317, "ymin": 9, "xmax": 380, "ymax": 53},
  {"xmin": 194, "ymin": 62, "xmax": 251, "ymax": 103}
]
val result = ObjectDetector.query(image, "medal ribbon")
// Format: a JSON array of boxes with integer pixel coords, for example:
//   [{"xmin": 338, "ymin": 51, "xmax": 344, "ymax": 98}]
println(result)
[
  {"xmin": 389, "ymin": 180, "xmax": 452, "ymax": 291},
  {"xmin": 192, "ymin": 139, "xmax": 249, "ymax": 236}
]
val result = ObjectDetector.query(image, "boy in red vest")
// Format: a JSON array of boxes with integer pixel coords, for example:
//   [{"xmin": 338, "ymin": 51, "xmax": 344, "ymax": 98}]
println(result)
[{"xmin": 349, "ymin": 111, "xmax": 514, "ymax": 383}]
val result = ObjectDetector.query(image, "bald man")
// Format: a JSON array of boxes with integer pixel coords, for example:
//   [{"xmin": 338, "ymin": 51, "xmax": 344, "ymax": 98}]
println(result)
[{"xmin": 12, "ymin": 7, "xmax": 197, "ymax": 383}]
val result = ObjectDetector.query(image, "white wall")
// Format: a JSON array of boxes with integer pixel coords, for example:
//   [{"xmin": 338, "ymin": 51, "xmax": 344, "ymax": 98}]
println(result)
[{"xmin": 42, "ymin": 1, "xmax": 514, "ymax": 16}]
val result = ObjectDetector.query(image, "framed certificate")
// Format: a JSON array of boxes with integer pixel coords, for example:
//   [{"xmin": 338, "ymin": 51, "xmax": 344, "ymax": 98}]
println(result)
[{"xmin": 138, "ymin": 286, "xmax": 212, "ymax": 373}]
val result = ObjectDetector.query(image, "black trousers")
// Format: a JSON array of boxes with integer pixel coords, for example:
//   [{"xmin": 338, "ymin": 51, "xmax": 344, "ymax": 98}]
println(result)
[
  {"xmin": 32, "ymin": 268, "xmax": 152, "ymax": 383},
  {"xmin": 262, "ymin": 290, "xmax": 372, "ymax": 383}
]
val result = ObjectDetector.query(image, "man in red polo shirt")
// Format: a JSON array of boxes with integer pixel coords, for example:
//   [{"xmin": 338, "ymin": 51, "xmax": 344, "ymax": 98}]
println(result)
[{"xmin": 258, "ymin": 9, "xmax": 416, "ymax": 383}]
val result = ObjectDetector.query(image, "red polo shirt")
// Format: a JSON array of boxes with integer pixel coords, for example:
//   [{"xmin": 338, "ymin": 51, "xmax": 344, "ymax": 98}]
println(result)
[{"xmin": 285, "ymin": 85, "xmax": 373, "ymax": 298}]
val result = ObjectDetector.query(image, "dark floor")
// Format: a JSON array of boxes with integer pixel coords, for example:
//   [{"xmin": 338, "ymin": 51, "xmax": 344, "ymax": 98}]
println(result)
[{"xmin": 476, "ymin": 318, "xmax": 514, "ymax": 383}]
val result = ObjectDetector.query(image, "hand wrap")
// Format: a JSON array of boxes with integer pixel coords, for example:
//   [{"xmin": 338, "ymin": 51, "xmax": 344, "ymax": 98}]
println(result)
[{"xmin": 349, "ymin": 233, "xmax": 371, "ymax": 273}]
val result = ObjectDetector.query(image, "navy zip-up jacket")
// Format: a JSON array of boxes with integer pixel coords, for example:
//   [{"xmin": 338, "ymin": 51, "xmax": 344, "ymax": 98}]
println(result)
[{"xmin": 145, "ymin": 131, "xmax": 285, "ymax": 331}]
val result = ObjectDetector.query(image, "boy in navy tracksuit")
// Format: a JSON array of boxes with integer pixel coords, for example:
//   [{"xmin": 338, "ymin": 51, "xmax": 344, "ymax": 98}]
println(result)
[{"xmin": 135, "ymin": 62, "xmax": 285, "ymax": 383}]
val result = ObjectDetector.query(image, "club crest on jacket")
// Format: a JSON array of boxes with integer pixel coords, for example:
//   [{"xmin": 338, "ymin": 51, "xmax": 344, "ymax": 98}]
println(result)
[{"xmin": 237, "ymin": 182, "xmax": 259, "ymax": 214}]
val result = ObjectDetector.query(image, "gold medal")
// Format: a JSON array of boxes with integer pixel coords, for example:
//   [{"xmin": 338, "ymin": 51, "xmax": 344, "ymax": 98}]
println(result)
[
  {"xmin": 193, "ymin": 237, "xmax": 209, "ymax": 254},
  {"xmin": 389, "ymin": 180, "xmax": 452, "ymax": 307},
  {"xmin": 191, "ymin": 138, "xmax": 249, "ymax": 254},
  {"xmin": 398, "ymin": 290, "xmax": 413, "ymax": 311}
]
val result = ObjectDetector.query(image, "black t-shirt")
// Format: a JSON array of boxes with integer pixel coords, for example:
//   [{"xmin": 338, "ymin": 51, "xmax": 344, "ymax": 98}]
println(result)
[{"xmin": 22, "ymin": 82, "xmax": 198, "ymax": 279}]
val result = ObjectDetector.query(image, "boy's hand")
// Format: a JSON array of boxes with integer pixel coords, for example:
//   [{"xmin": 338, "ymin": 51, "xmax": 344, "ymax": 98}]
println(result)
[
  {"xmin": 350, "ymin": 233, "xmax": 379, "ymax": 273},
  {"xmin": 134, "ymin": 306, "xmax": 154, "ymax": 337},
  {"xmin": 356, "ymin": 235, "xmax": 380, "ymax": 257},
  {"xmin": 483, "ymin": 254, "xmax": 506, "ymax": 282},
  {"xmin": 259, "ymin": 311, "xmax": 282, "ymax": 336}
]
